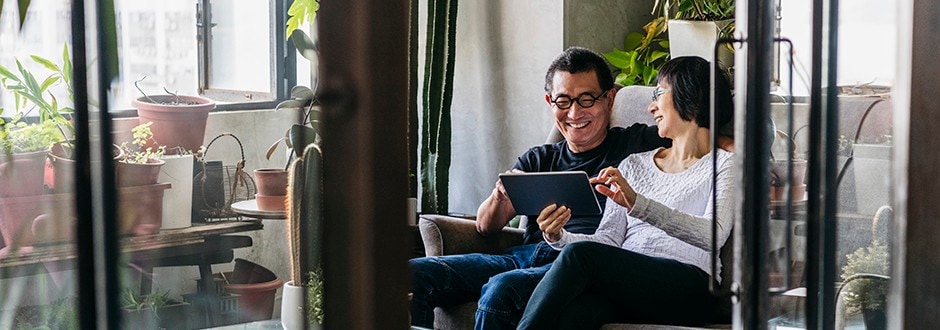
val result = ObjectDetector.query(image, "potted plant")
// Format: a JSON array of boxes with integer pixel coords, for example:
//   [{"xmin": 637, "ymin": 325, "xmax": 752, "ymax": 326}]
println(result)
[
  {"xmin": 840, "ymin": 242, "xmax": 889, "ymax": 329},
  {"xmin": 116, "ymin": 122, "xmax": 166, "ymax": 187},
  {"xmin": 121, "ymin": 289, "xmax": 193, "ymax": 329},
  {"xmin": 259, "ymin": 85, "xmax": 320, "ymax": 211},
  {"xmin": 13, "ymin": 296, "xmax": 79, "ymax": 329},
  {"xmin": 653, "ymin": 0, "xmax": 735, "ymax": 72},
  {"xmin": 132, "ymin": 77, "xmax": 215, "ymax": 155},
  {"xmin": 0, "ymin": 48, "xmax": 75, "ymax": 196},
  {"xmin": 603, "ymin": 18, "xmax": 671, "ymax": 87},
  {"xmin": 282, "ymin": 143, "xmax": 325, "ymax": 329}
]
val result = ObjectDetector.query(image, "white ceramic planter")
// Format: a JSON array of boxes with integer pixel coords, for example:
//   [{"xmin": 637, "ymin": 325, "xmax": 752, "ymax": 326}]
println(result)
[
  {"xmin": 159, "ymin": 154, "xmax": 194, "ymax": 229},
  {"xmin": 667, "ymin": 19, "xmax": 734, "ymax": 70},
  {"xmin": 281, "ymin": 281, "xmax": 323, "ymax": 330},
  {"xmin": 852, "ymin": 144, "xmax": 892, "ymax": 215}
]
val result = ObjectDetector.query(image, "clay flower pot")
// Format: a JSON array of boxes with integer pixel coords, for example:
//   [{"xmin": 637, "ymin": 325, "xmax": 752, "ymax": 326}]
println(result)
[
  {"xmin": 769, "ymin": 159, "xmax": 808, "ymax": 201},
  {"xmin": 48, "ymin": 141, "xmax": 125, "ymax": 192},
  {"xmin": 254, "ymin": 168, "xmax": 288, "ymax": 211},
  {"xmin": 133, "ymin": 95, "xmax": 215, "ymax": 154},
  {"xmin": 116, "ymin": 158, "xmax": 166, "ymax": 187},
  {"xmin": 0, "ymin": 150, "xmax": 48, "ymax": 197}
]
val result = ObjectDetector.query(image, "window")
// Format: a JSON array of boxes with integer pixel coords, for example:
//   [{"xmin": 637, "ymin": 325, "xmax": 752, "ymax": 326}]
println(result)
[{"xmin": 1, "ymin": 0, "xmax": 296, "ymax": 114}]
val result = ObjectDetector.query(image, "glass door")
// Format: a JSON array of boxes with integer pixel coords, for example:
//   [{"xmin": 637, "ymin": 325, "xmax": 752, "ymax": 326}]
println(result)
[{"xmin": 734, "ymin": 0, "xmax": 899, "ymax": 329}]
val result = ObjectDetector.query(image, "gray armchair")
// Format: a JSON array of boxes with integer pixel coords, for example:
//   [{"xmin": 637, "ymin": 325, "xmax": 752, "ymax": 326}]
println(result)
[{"xmin": 417, "ymin": 86, "xmax": 733, "ymax": 329}]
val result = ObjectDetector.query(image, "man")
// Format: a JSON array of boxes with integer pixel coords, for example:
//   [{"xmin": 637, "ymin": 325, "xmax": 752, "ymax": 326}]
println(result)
[{"xmin": 409, "ymin": 47, "xmax": 669, "ymax": 329}]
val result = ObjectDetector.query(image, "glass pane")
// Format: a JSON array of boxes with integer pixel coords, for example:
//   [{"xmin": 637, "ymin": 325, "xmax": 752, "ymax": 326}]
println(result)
[
  {"xmin": 0, "ymin": 0, "xmax": 79, "ymax": 328},
  {"xmin": 767, "ymin": 0, "xmax": 898, "ymax": 329},
  {"xmin": 114, "ymin": 0, "xmax": 200, "ymax": 110},
  {"xmin": 208, "ymin": 0, "xmax": 271, "ymax": 94}
]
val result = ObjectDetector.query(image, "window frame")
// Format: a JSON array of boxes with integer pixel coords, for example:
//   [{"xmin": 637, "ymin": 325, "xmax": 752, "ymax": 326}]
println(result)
[{"xmin": 193, "ymin": 0, "xmax": 296, "ymax": 111}]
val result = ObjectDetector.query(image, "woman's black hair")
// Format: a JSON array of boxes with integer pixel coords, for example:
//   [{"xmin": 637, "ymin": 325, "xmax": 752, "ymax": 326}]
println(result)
[
  {"xmin": 656, "ymin": 56, "xmax": 733, "ymax": 130},
  {"xmin": 544, "ymin": 47, "xmax": 614, "ymax": 93}
]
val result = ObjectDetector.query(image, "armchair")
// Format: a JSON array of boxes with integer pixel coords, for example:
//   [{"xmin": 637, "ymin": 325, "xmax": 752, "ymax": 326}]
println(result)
[{"xmin": 417, "ymin": 86, "xmax": 734, "ymax": 329}]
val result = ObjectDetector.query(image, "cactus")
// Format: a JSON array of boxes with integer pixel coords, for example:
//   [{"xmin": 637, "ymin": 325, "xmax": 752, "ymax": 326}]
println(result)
[{"xmin": 420, "ymin": 0, "xmax": 458, "ymax": 214}]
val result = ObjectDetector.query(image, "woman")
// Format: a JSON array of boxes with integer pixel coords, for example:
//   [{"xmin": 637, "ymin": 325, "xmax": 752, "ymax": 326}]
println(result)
[{"xmin": 516, "ymin": 56, "xmax": 735, "ymax": 329}]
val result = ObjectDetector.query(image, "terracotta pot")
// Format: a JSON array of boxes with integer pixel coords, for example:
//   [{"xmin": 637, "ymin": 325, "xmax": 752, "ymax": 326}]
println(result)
[
  {"xmin": 0, "ymin": 183, "xmax": 171, "ymax": 248},
  {"xmin": 116, "ymin": 183, "xmax": 172, "ymax": 235},
  {"xmin": 48, "ymin": 142, "xmax": 125, "ymax": 192},
  {"xmin": 133, "ymin": 95, "xmax": 215, "ymax": 154},
  {"xmin": 253, "ymin": 168, "xmax": 288, "ymax": 196},
  {"xmin": 769, "ymin": 159, "xmax": 808, "ymax": 201},
  {"xmin": 220, "ymin": 258, "xmax": 283, "ymax": 323},
  {"xmin": 116, "ymin": 158, "xmax": 166, "ymax": 187},
  {"xmin": 0, "ymin": 150, "xmax": 48, "ymax": 197},
  {"xmin": 770, "ymin": 159, "xmax": 807, "ymax": 186},
  {"xmin": 254, "ymin": 194, "xmax": 287, "ymax": 211},
  {"xmin": 770, "ymin": 184, "xmax": 806, "ymax": 202}
]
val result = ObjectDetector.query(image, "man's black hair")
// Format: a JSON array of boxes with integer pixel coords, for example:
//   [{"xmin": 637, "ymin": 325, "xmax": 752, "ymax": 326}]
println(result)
[{"xmin": 544, "ymin": 47, "xmax": 614, "ymax": 93}]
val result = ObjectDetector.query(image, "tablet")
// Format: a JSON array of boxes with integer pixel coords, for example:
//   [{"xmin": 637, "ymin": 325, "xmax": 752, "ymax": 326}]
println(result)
[{"xmin": 498, "ymin": 171, "xmax": 602, "ymax": 216}]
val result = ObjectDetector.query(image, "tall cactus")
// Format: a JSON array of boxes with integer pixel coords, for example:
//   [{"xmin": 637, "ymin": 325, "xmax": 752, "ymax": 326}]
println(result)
[{"xmin": 420, "ymin": 0, "xmax": 458, "ymax": 214}]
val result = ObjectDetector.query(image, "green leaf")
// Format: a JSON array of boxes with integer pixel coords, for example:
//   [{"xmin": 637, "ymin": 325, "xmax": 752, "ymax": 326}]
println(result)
[
  {"xmin": 30, "ymin": 54, "xmax": 60, "ymax": 73},
  {"xmin": 624, "ymin": 32, "xmax": 644, "ymax": 51},
  {"xmin": 603, "ymin": 50, "xmax": 632, "ymax": 69},
  {"xmin": 39, "ymin": 75, "xmax": 60, "ymax": 91},
  {"xmin": 650, "ymin": 50, "xmax": 669, "ymax": 62},
  {"xmin": 0, "ymin": 64, "xmax": 18, "ymax": 82},
  {"xmin": 290, "ymin": 29, "xmax": 318, "ymax": 61},
  {"xmin": 286, "ymin": 0, "xmax": 319, "ymax": 38},
  {"xmin": 17, "ymin": 0, "xmax": 31, "ymax": 31},
  {"xmin": 614, "ymin": 72, "xmax": 632, "ymax": 86},
  {"xmin": 62, "ymin": 44, "xmax": 72, "ymax": 86}
]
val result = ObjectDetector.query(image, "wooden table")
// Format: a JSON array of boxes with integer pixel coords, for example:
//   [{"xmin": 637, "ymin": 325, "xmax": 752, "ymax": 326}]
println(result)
[{"xmin": 0, "ymin": 220, "xmax": 264, "ymax": 279}]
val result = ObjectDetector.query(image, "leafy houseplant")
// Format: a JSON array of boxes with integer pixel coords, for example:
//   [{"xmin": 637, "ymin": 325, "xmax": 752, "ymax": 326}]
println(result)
[
  {"xmin": 655, "ymin": 0, "xmax": 735, "ymax": 74},
  {"xmin": 841, "ymin": 243, "xmax": 889, "ymax": 312},
  {"xmin": 115, "ymin": 122, "xmax": 166, "ymax": 187},
  {"xmin": 14, "ymin": 297, "xmax": 79, "ymax": 329},
  {"xmin": 121, "ymin": 289, "xmax": 192, "ymax": 328},
  {"xmin": 604, "ymin": 19, "xmax": 670, "ymax": 87},
  {"xmin": 839, "ymin": 206, "xmax": 891, "ymax": 330},
  {"xmin": 268, "ymin": 85, "xmax": 320, "ymax": 163}
]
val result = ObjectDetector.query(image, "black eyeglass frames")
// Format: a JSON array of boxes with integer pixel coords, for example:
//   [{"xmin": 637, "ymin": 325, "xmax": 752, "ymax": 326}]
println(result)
[{"xmin": 550, "ymin": 90, "xmax": 608, "ymax": 110}]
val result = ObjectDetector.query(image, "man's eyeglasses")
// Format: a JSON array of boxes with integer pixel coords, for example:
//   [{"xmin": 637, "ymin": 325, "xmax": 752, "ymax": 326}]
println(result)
[
  {"xmin": 651, "ymin": 87, "xmax": 671, "ymax": 102},
  {"xmin": 550, "ymin": 90, "xmax": 607, "ymax": 110}
]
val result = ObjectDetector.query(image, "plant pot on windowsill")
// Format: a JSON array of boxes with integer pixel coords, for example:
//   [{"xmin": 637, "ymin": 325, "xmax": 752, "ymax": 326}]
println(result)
[{"xmin": 133, "ymin": 95, "xmax": 215, "ymax": 155}]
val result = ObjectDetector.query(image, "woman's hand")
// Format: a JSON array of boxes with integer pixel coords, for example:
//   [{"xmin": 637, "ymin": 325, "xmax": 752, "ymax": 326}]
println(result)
[
  {"xmin": 536, "ymin": 203, "xmax": 570, "ymax": 242},
  {"xmin": 590, "ymin": 166, "xmax": 637, "ymax": 209}
]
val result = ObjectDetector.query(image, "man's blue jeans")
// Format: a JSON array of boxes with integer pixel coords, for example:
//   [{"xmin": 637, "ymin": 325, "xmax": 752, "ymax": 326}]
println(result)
[{"xmin": 409, "ymin": 242, "xmax": 558, "ymax": 329}]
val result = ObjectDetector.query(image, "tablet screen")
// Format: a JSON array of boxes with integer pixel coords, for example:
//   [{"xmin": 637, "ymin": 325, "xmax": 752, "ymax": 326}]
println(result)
[{"xmin": 498, "ymin": 171, "xmax": 602, "ymax": 216}]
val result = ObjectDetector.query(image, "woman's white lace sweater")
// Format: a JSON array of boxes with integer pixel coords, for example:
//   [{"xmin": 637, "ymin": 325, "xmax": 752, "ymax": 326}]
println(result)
[{"xmin": 549, "ymin": 148, "xmax": 736, "ymax": 280}]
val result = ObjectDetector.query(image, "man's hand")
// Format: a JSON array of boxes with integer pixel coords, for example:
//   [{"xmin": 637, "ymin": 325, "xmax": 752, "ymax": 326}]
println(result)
[
  {"xmin": 476, "ymin": 169, "xmax": 523, "ymax": 235},
  {"xmin": 590, "ymin": 166, "xmax": 637, "ymax": 209},
  {"xmin": 492, "ymin": 169, "xmax": 523, "ymax": 203},
  {"xmin": 536, "ymin": 203, "xmax": 570, "ymax": 242}
]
